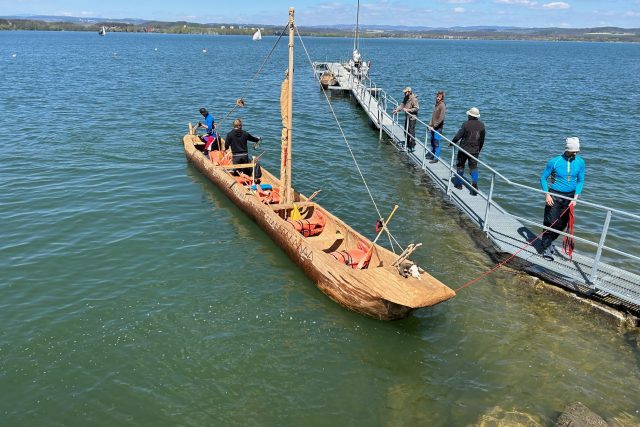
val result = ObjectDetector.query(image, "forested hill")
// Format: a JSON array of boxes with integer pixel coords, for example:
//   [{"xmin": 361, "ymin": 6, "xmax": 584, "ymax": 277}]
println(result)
[{"xmin": 1, "ymin": 16, "xmax": 639, "ymax": 43}]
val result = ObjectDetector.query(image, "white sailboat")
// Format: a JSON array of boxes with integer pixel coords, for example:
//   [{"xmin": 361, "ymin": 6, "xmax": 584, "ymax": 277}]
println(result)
[
  {"xmin": 252, "ymin": 29, "xmax": 262, "ymax": 41},
  {"xmin": 98, "ymin": 26, "xmax": 106, "ymax": 36}
]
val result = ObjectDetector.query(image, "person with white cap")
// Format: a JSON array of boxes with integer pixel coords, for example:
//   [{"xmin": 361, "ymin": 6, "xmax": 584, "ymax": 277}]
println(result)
[
  {"xmin": 539, "ymin": 137, "xmax": 585, "ymax": 261},
  {"xmin": 392, "ymin": 87, "xmax": 419, "ymax": 152},
  {"xmin": 451, "ymin": 107, "xmax": 485, "ymax": 195}
]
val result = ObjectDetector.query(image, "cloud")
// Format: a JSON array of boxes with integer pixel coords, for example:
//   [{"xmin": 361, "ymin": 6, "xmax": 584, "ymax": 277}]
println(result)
[
  {"xmin": 542, "ymin": 2, "xmax": 570, "ymax": 9},
  {"xmin": 625, "ymin": 11, "xmax": 640, "ymax": 17},
  {"xmin": 453, "ymin": 7, "xmax": 465, "ymax": 13},
  {"xmin": 495, "ymin": 0, "xmax": 537, "ymax": 5},
  {"xmin": 447, "ymin": 0, "xmax": 472, "ymax": 3}
]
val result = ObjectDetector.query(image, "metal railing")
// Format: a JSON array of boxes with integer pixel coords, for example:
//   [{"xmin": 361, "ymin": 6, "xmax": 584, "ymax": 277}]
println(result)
[{"xmin": 334, "ymin": 64, "xmax": 640, "ymax": 293}]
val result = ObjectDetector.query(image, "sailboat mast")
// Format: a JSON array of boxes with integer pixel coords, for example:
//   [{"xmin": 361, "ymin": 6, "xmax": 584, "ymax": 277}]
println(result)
[
  {"xmin": 354, "ymin": 0, "xmax": 360, "ymax": 52},
  {"xmin": 280, "ymin": 8, "xmax": 295, "ymax": 204}
]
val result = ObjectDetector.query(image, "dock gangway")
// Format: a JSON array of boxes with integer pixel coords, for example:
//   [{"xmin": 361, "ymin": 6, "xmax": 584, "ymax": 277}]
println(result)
[{"xmin": 312, "ymin": 60, "xmax": 640, "ymax": 315}]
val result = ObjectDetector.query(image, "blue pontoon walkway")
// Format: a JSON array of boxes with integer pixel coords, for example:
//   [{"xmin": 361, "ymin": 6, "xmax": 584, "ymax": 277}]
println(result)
[{"xmin": 312, "ymin": 61, "xmax": 640, "ymax": 317}]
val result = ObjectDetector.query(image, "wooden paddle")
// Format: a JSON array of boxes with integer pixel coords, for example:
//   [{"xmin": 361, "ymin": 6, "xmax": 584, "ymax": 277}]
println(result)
[
  {"xmin": 306, "ymin": 190, "xmax": 321, "ymax": 202},
  {"xmin": 357, "ymin": 204, "xmax": 399, "ymax": 270}
]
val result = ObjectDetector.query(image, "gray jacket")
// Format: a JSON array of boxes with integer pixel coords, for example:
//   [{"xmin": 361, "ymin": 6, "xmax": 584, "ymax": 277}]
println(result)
[
  {"xmin": 429, "ymin": 101, "xmax": 446, "ymax": 131},
  {"xmin": 398, "ymin": 93, "xmax": 419, "ymax": 117}
]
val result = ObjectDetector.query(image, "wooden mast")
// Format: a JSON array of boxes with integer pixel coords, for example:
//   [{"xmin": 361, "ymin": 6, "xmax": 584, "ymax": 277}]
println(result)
[
  {"xmin": 280, "ymin": 8, "xmax": 295, "ymax": 204},
  {"xmin": 354, "ymin": 0, "xmax": 360, "ymax": 53}
]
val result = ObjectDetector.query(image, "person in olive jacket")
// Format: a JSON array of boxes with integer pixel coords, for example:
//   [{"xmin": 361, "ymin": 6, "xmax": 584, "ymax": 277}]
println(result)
[
  {"xmin": 393, "ymin": 87, "xmax": 419, "ymax": 152},
  {"xmin": 451, "ymin": 107, "xmax": 485, "ymax": 196}
]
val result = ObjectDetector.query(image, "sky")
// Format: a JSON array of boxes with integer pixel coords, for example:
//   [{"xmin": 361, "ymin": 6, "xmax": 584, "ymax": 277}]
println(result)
[{"xmin": 2, "ymin": 0, "xmax": 639, "ymax": 28}]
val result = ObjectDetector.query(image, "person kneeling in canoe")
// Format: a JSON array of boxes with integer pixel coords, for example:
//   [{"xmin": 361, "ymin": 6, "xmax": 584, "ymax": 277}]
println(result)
[{"xmin": 225, "ymin": 118, "xmax": 263, "ymax": 182}]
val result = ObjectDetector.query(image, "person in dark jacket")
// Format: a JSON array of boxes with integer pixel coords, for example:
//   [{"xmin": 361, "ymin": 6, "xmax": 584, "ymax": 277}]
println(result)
[
  {"xmin": 225, "ymin": 118, "xmax": 262, "ymax": 181},
  {"xmin": 392, "ymin": 87, "xmax": 419, "ymax": 152},
  {"xmin": 451, "ymin": 107, "xmax": 485, "ymax": 196}
]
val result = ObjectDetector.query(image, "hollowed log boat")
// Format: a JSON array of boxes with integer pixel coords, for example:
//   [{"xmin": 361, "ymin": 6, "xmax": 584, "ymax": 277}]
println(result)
[{"xmin": 182, "ymin": 8, "xmax": 455, "ymax": 320}]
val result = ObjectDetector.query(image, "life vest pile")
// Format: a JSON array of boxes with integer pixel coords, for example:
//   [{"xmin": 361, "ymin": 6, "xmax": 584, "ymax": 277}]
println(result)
[
  {"xmin": 233, "ymin": 173, "xmax": 253, "ymax": 185},
  {"xmin": 257, "ymin": 186, "xmax": 280, "ymax": 204},
  {"xmin": 330, "ymin": 241, "xmax": 371, "ymax": 269},
  {"xmin": 287, "ymin": 210, "xmax": 325, "ymax": 237},
  {"xmin": 208, "ymin": 150, "xmax": 232, "ymax": 166}
]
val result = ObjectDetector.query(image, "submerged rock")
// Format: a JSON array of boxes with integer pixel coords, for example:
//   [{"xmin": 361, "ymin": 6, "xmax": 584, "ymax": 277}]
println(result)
[{"xmin": 555, "ymin": 402, "xmax": 607, "ymax": 427}]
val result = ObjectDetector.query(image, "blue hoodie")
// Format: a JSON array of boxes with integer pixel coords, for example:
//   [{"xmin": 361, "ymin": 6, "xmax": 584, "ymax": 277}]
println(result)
[
  {"xmin": 204, "ymin": 113, "xmax": 215, "ymax": 136},
  {"xmin": 540, "ymin": 154, "xmax": 585, "ymax": 195}
]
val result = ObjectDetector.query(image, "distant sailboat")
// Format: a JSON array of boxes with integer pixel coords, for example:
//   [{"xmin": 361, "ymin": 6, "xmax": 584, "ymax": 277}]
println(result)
[
  {"xmin": 98, "ymin": 26, "xmax": 106, "ymax": 36},
  {"xmin": 252, "ymin": 29, "xmax": 262, "ymax": 41}
]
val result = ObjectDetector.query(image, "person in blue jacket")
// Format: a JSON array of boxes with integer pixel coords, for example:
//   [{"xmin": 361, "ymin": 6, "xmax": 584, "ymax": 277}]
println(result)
[
  {"xmin": 197, "ymin": 107, "xmax": 219, "ymax": 155},
  {"xmin": 539, "ymin": 137, "xmax": 585, "ymax": 261}
]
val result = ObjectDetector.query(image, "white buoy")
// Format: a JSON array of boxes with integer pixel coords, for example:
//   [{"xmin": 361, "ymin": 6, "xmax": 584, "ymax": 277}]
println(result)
[{"xmin": 12, "ymin": 53, "xmax": 17, "ymax": 58}]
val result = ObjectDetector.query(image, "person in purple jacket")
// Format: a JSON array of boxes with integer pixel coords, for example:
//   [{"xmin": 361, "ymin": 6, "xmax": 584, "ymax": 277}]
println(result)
[{"xmin": 539, "ymin": 137, "xmax": 585, "ymax": 261}]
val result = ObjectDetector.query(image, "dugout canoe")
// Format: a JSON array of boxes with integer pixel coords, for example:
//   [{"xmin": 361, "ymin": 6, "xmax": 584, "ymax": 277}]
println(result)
[{"xmin": 181, "ymin": 8, "xmax": 455, "ymax": 320}]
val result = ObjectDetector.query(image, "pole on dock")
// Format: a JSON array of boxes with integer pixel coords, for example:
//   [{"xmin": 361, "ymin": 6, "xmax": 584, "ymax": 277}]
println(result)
[
  {"xmin": 422, "ymin": 128, "xmax": 429, "ymax": 168},
  {"xmin": 589, "ymin": 209, "xmax": 612, "ymax": 284},
  {"xmin": 482, "ymin": 172, "xmax": 496, "ymax": 233}
]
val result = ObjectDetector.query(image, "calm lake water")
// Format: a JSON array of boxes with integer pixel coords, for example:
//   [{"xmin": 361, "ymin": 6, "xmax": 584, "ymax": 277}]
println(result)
[{"xmin": 1, "ymin": 30, "xmax": 639, "ymax": 426}]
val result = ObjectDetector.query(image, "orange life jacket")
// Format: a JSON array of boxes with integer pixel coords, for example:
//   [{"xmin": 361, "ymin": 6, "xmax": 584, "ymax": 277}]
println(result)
[
  {"xmin": 257, "ymin": 187, "xmax": 280, "ymax": 204},
  {"xmin": 330, "ymin": 241, "xmax": 371, "ymax": 269},
  {"xmin": 208, "ymin": 150, "xmax": 232, "ymax": 166},
  {"xmin": 287, "ymin": 210, "xmax": 326, "ymax": 237}
]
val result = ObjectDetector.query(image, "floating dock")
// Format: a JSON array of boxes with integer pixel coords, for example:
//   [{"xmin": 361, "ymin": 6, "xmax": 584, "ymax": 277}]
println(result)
[{"xmin": 313, "ymin": 60, "xmax": 640, "ymax": 317}]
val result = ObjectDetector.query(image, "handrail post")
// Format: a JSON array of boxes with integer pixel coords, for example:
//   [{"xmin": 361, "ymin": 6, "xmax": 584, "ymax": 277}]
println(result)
[
  {"xmin": 403, "ymin": 117, "xmax": 408, "ymax": 151},
  {"xmin": 447, "ymin": 146, "xmax": 456, "ymax": 196},
  {"xmin": 422, "ymin": 127, "xmax": 428, "ymax": 168},
  {"xmin": 393, "ymin": 111, "xmax": 398, "ymax": 144},
  {"xmin": 589, "ymin": 210, "xmax": 612, "ymax": 285},
  {"xmin": 482, "ymin": 172, "xmax": 496, "ymax": 233}
]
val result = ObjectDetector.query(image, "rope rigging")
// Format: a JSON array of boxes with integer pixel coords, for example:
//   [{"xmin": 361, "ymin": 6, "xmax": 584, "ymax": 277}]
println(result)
[
  {"xmin": 215, "ymin": 19, "xmax": 414, "ymax": 256},
  {"xmin": 295, "ymin": 26, "xmax": 400, "ymax": 253}
]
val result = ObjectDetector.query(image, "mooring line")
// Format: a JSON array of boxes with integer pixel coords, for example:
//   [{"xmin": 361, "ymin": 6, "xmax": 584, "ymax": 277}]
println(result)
[{"xmin": 455, "ymin": 206, "xmax": 571, "ymax": 292}]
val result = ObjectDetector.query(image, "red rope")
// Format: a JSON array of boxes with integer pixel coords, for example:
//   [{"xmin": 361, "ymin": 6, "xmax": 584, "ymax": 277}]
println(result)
[
  {"xmin": 454, "ymin": 205, "xmax": 571, "ymax": 292},
  {"xmin": 562, "ymin": 204, "xmax": 575, "ymax": 260}
]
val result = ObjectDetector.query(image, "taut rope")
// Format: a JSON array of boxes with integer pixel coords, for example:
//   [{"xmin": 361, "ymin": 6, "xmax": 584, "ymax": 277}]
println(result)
[
  {"xmin": 295, "ymin": 26, "xmax": 398, "ymax": 253},
  {"xmin": 455, "ymin": 205, "xmax": 572, "ymax": 292}
]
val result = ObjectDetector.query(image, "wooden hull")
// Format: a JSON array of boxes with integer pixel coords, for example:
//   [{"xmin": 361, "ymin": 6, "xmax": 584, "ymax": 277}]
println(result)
[{"xmin": 183, "ymin": 133, "xmax": 455, "ymax": 320}]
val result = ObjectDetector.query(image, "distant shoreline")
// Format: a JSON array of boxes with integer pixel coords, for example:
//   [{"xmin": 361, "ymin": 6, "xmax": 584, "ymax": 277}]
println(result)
[{"xmin": 2, "ymin": 18, "xmax": 639, "ymax": 43}]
